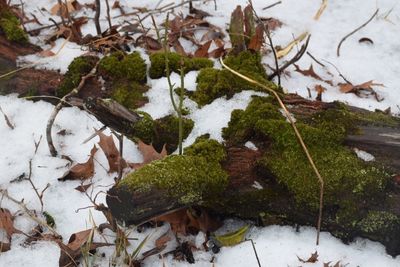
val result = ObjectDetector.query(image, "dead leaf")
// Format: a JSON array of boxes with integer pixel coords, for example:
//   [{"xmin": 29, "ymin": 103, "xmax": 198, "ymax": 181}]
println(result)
[
  {"xmin": 189, "ymin": 6, "xmax": 211, "ymax": 19},
  {"xmin": 50, "ymin": 0, "xmax": 81, "ymax": 18},
  {"xmin": 339, "ymin": 80, "xmax": 384, "ymax": 101},
  {"xmin": 128, "ymin": 141, "xmax": 167, "ymax": 169},
  {"xmin": 0, "ymin": 208, "xmax": 22, "ymax": 240},
  {"xmin": 298, "ymin": 251, "xmax": 319, "ymax": 263},
  {"xmin": 172, "ymin": 40, "xmax": 187, "ymax": 56},
  {"xmin": 97, "ymin": 132, "xmax": 126, "ymax": 173},
  {"xmin": 194, "ymin": 40, "xmax": 212, "ymax": 58},
  {"xmin": 136, "ymin": 35, "xmax": 162, "ymax": 51},
  {"xmin": 58, "ymin": 145, "xmax": 98, "ymax": 181},
  {"xmin": 74, "ymin": 183, "xmax": 93, "ymax": 192},
  {"xmin": 208, "ymin": 45, "xmax": 226, "ymax": 58},
  {"xmin": 248, "ymin": 23, "xmax": 264, "ymax": 52},
  {"xmin": 314, "ymin": 84, "xmax": 327, "ymax": 101},
  {"xmin": 155, "ymin": 231, "xmax": 171, "ymax": 250},
  {"xmin": 0, "ymin": 242, "xmax": 11, "ymax": 252},
  {"xmin": 39, "ymin": 49, "xmax": 55, "ymax": 57},
  {"xmin": 261, "ymin": 17, "xmax": 283, "ymax": 31},
  {"xmin": 294, "ymin": 64, "xmax": 334, "ymax": 86},
  {"xmin": 58, "ymin": 229, "xmax": 111, "ymax": 267}
]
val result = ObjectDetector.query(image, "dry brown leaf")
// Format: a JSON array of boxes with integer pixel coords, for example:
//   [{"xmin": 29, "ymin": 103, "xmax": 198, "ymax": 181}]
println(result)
[
  {"xmin": 189, "ymin": 6, "xmax": 211, "ymax": 19},
  {"xmin": 0, "ymin": 242, "xmax": 11, "ymax": 252},
  {"xmin": 97, "ymin": 132, "xmax": 126, "ymax": 173},
  {"xmin": 248, "ymin": 23, "xmax": 264, "ymax": 52},
  {"xmin": 209, "ymin": 45, "xmax": 226, "ymax": 58},
  {"xmin": 298, "ymin": 251, "xmax": 319, "ymax": 263},
  {"xmin": 74, "ymin": 183, "xmax": 93, "ymax": 193},
  {"xmin": 155, "ymin": 231, "xmax": 171, "ymax": 250},
  {"xmin": 0, "ymin": 208, "xmax": 22, "ymax": 240},
  {"xmin": 315, "ymin": 84, "xmax": 327, "ymax": 101},
  {"xmin": 50, "ymin": 0, "xmax": 81, "ymax": 18},
  {"xmin": 339, "ymin": 80, "xmax": 384, "ymax": 101},
  {"xmin": 194, "ymin": 40, "xmax": 212, "ymax": 58},
  {"xmin": 58, "ymin": 229, "xmax": 111, "ymax": 266},
  {"xmin": 294, "ymin": 64, "xmax": 334, "ymax": 86},
  {"xmin": 136, "ymin": 35, "xmax": 162, "ymax": 51},
  {"xmin": 156, "ymin": 209, "xmax": 190, "ymax": 235},
  {"xmin": 173, "ymin": 40, "xmax": 187, "ymax": 56},
  {"xmin": 262, "ymin": 17, "xmax": 283, "ymax": 31},
  {"xmin": 39, "ymin": 49, "xmax": 55, "ymax": 57},
  {"xmin": 58, "ymin": 145, "xmax": 98, "ymax": 181},
  {"xmin": 128, "ymin": 140, "xmax": 167, "ymax": 169}
]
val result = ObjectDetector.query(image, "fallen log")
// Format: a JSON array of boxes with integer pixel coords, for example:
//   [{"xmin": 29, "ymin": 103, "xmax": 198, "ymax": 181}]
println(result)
[{"xmin": 105, "ymin": 94, "xmax": 400, "ymax": 256}]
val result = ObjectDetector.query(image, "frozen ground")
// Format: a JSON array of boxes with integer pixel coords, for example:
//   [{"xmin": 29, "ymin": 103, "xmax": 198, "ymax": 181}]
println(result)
[{"xmin": 1, "ymin": 0, "xmax": 400, "ymax": 266}]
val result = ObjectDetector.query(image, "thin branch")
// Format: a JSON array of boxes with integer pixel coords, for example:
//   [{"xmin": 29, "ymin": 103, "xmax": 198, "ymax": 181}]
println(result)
[
  {"xmin": 306, "ymin": 51, "xmax": 326, "ymax": 68},
  {"xmin": 220, "ymin": 57, "xmax": 324, "ymax": 245},
  {"xmin": 105, "ymin": 0, "xmax": 112, "ymax": 30},
  {"xmin": 0, "ymin": 105, "xmax": 14, "ymax": 129},
  {"xmin": 94, "ymin": 0, "xmax": 102, "ymax": 35},
  {"xmin": 268, "ymin": 35, "xmax": 311, "ymax": 80},
  {"xmin": 337, "ymin": 9, "xmax": 379, "ymax": 57},
  {"xmin": 46, "ymin": 61, "xmax": 99, "ymax": 157},
  {"xmin": 245, "ymin": 239, "xmax": 261, "ymax": 267},
  {"xmin": 262, "ymin": 1, "xmax": 282, "ymax": 10},
  {"xmin": 248, "ymin": 0, "xmax": 281, "ymax": 86}
]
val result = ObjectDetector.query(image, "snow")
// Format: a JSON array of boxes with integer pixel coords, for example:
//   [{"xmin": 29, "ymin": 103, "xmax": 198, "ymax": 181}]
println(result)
[
  {"xmin": 2, "ymin": 0, "xmax": 400, "ymax": 266},
  {"xmin": 354, "ymin": 148, "xmax": 375, "ymax": 162}
]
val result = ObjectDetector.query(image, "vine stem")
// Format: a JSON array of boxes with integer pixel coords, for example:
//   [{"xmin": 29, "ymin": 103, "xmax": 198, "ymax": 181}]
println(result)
[{"xmin": 220, "ymin": 58, "xmax": 325, "ymax": 245}]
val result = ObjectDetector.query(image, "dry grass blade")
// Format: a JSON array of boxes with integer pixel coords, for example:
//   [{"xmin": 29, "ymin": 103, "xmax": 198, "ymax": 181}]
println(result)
[
  {"xmin": 276, "ymin": 32, "xmax": 308, "ymax": 58},
  {"xmin": 220, "ymin": 57, "xmax": 325, "ymax": 245},
  {"xmin": 314, "ymin": 0, "xmax": 328, "ymax": 20},
  {"xmin": 0, "ymin": 105, "xmax": 14, "ymax": 129}
]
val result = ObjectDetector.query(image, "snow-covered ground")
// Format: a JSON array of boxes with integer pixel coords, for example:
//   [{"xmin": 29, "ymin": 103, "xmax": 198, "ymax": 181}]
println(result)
[{"xmin": 1, "ymin": 0, "xmax": 400, "ymax": 266}]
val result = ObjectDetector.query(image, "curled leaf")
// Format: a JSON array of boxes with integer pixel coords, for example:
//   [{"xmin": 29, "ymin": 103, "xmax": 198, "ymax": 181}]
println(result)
[{"xmin": 213, "ymin": 225, "xmax": 249, "ymax": 247}]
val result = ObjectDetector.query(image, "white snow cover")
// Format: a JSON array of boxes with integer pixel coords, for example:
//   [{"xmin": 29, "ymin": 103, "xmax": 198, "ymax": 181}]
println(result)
[{"xmin": 1, "ymin": 0, "xmax": 400, "ymax": 266}]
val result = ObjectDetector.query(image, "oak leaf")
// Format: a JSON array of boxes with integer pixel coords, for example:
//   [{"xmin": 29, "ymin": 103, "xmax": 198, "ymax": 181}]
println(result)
[
  {"xmin": 194, "ymin": 40, "xmax": 212, "ymax": 58},
  {"xmin": 297, "ymin": 251, "xmax": 319, "ymax": 263},
  {"xmin": 97, "ymin": 132, "xmax": 126, "ymax": 173},
  {"xmin": 58, "ymin": 145, "xmax": 98, "ymax": 181},
  {"xmin": 339, "ymin": 80, "xmax": 384, "ymax": 101},
  {"xmin": 128, "ymin": 141, "xmax": 167, "ymax": 169},
  {"xmin": 294, "ymin": 64, "xmax": 334, "ymax": 86},
  {"xmin": 0, "ymin": 208, "xmax": 22, "ymax": 240}
]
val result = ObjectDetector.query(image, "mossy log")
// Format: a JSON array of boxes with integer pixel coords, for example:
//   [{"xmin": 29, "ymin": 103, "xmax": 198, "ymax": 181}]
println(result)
[{"xmin": 105, "ymin": 94, "xmax": 400, "ymax": 256}]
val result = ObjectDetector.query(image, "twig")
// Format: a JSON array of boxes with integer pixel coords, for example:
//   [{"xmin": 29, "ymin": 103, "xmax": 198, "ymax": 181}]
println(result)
[
  {"xmin": 46, "ymin": 61, "xmax": 99, "ymax": 157},
  {"xmin": 245, "ymin": 239, "xmax": 261, "ymax": 267},
  {"xmin": 248, "ymin": 0, "xmax": 281, "ymax": 87},
  {"xmin": 268, "ymin": 35, "xmax": 311, "ymax": 80},
  {"xmin": 337, "ymin": 9, "xmax": 379, "ymax": 57},
  {"xmin": 0, "ymin": 189, "xmax": 60, "ymax": 237},
  {"xmin": 306, "ymin": 51, "xmax": 326, "ymax": 67},
  {"xmin": 63, "ymin": 0, "xmax": 81, "ymax": 43},
  {"xmin": 94, "ymin": 0, "xmax": 102, "ymax": 35},
  {"xmin": 262, "ymin": 1, "xmax": 282, "ymax": 10},
  {"xmin": 57, "ymin": 0, "xmax": 67, "ymax": 26},
  {"xmin": 322, "ymin": 59, "xmax": 352, "ymax": 84},
  {"xmin": 105, "ymin": 0, "xmax": 112, "ymax": 30},
  {"xmin": 0, "ymin": 105, "xmax": 14, "ymax": 129},
  {"xmin": 220, "ymin": 57, "xmax": 324, "ymax": 246},
  {"xmin": 81, "ymin": 125, "xmax": 107, "ymax": 144}
]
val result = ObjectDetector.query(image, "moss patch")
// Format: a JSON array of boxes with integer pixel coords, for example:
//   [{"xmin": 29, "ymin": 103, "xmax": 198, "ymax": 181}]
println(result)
[
  {"xmin": 111, "ymin": 82, "xmax": 149, "ymax": 110},
  {"xmin": 57, "ymin": 55, "xmax": 99, "ymax": 97},
  {"xmin": 223, "ymin": 96, "xmax": 391, "ymax": 221},
  {"xmin": 131, "ymin": 114, "xmax": 194, "ymax": 153},
  {"xmin": 191, "ymin": 51, "xmax": 278, "ymax": 106},
  {"xmin": 184, "ymin": 138, "xmax": 226, "ymax": 163},
  {"xmin": 149, "ymin": 52, "xmax": 213, "ymax": 79},
  {"xmin": 358, "ymin": 211, "xmax": 400, "ymax": 236},
  {"xmin": 119, "ymin": 155, "xmax": 228, "ymax": 205},
  {"xmin": 99, "ymin": 51, "xmax": 147, "ymax": 83},
  {"xmin": 0, "ymin": 9, "xmax": 28, "ymax": 44}
]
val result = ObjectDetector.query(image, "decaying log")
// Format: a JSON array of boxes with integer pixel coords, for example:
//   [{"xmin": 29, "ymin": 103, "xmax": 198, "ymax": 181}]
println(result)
[{"xmin": 106, "ymin": 95, "xmax": 400, "ymax": 256}]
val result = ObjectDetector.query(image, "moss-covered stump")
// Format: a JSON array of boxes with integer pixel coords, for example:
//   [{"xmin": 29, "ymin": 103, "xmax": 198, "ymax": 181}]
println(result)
[
  {"xmin": 107, "ymin": 154, "xmax": 228, "ymax": 224},
  {"xmin": 191, "ymin": 51, "xmax": 278, "ymax": 106},
  {"xmin": 106, "ymin": 94, "xmax": 400, "ymax": 256},
  {"xmin": 132, "ymin": 114, "xmax": 194, "ymax": 153},
  {"xmin": 149, "ymin": 52, "xmax": 213, "ymax": 79}
]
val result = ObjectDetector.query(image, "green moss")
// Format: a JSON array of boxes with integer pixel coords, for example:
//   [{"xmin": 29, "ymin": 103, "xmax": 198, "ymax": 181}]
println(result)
[
  {"xmin": 132, "ymin": 111, "xmax": 155, "ymax": 144},
  {"xmin": 358, "ymin": 211, "xmax": 400, "ymax": 236},
  {"xmin": 223, "ymin": 96, "xmax": 390, "ymax": 217},
  {"xmin": 111, "ymin": 82, "xmax": 149, "ymax": 109},
  {"xmin": 99, "ymin": 51, "xmax": 147, "ymax": 83},
  {"xmin": 0, "ymin": 10, "xmax": 28, "ymax": 44},
  {"xmin": 57, "ymin": 56, "xmax": 98, "ymax": 97},
  {"xmin": 119, "ymin": 155, "xmax": 228, "ymax": 205},
  {"xmin": 184, "ymin": 138, "xmax": 226, "ymax": 163},
  {"xmin": 222, "ymin": 96, "xmax": 281, "ymax": 144},
  {"xmin": 149, "ymin": 52, "xmax": 213, "ymax": 79},
  {"xmin": 256, "ymin": 119, "xmax": 389, "ymax": 210},
  {"xmin": 153, "ymin": 115, "xmax": 194, "ymax": 153},
  {"xmin": 130, "ymin": 114, "xmax": 194, "ymax": 153},
  {"xmin": 191, "ymin": 51, "xmax": 278, "ymax": 106}
]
